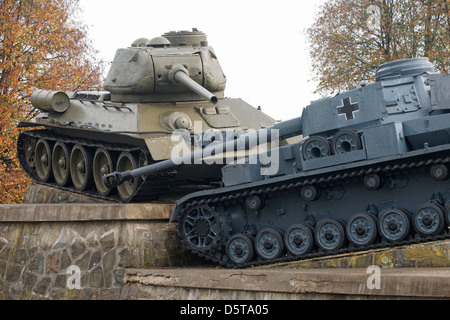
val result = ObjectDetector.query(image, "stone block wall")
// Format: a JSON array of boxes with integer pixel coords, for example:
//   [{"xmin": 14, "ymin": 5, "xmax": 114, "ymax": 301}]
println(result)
[{"xmin": 0, "ymin": 203, "xmax": 201, "ymax": 300}]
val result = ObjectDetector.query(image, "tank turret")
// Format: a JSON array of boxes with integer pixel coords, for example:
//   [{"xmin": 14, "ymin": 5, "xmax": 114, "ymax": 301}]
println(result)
[
  {"xmin": 105, "ymin": 57, "xmax": 450, "ymax": 267},
  {"xmin": 103, "ymin": 29, "xmax": 225, "ymax": 104},
  {"xmin": 17, "ymin": 29, "xmax": 276, "ymax": 202}
]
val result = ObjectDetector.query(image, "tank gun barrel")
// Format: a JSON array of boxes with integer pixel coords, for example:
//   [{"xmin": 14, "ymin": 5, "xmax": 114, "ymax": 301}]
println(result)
[
  {"xmin": 173, "ymin": 68, "xmax": 218, "ymax": 104},
  {"xmin": 103, "ymin": 116, "xmax": 303, "ymax": 188}
]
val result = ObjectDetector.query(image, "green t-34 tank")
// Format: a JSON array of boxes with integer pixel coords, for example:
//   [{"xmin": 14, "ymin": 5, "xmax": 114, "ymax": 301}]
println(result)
[{"xmin": 17, "ymin": 29, "xmax": 276, "ymax": 202}]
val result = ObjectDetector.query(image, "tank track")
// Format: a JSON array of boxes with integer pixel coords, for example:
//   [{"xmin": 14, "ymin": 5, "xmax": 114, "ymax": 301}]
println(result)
[
  {"xmin": 17, "ymin": 129, "xmax": 179, "ymax": 203},
  {"xmin": 177, "ymin": 155, "xmax": 450, "ymax": 268}
]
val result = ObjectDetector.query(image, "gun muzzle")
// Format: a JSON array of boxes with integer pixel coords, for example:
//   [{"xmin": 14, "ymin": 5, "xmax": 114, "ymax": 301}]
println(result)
[
  {"xmin": 103, "ymin": 170, "xmax": 133, "ymax": 188},
  {"xmin": 168, "ymin": 63, "xmax": 218, "ymax": 104},
  {"xmin": 174, "ymin": 71, "xmax": 218, "ymax": 104}
]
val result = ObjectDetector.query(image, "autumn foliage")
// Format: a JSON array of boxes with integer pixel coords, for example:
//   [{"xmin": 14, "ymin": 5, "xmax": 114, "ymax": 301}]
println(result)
[
  {"xmin": 307, "ymin": 0, "xmax": 450, "ymax": 96},
  {"xmin": 0, "ymin": 0, "xmax": 104, "ymax": 203}
]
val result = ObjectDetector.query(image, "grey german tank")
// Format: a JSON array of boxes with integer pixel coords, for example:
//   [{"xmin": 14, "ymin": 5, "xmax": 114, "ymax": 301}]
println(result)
[
  {"xmin": 105, "ymin": 57, "xmax": 450, "ymax": 266},
  {"xmin": 17, "ymin": 28, "xmax": 276, "ymax": 202}
]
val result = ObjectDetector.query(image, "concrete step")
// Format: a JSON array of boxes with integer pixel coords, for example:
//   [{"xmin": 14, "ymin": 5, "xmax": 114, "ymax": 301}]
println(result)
[
  {"xmin": 0, "ymin": 202, "xmax": 173, "ymax": 222},
  {"xmin": 0, "ymin": 201, "xmax": 202, "ymax": 300},
  {"xmin": 122, "ymin": 266, "xmax": 450, "ymax": 300},
  {"xmin": 121, "ymin": 238, "xmax": 450, "ymax": 300}
]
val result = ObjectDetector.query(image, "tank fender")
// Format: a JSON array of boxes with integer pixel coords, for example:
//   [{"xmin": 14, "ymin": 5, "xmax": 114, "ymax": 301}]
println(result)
[{"xmin": 170, "ymin": 193, "xmax": 206, "ymax": 222}]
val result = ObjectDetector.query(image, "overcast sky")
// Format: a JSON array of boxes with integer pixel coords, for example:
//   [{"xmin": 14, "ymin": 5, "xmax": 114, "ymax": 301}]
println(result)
[{"xmin": 78, "ymin": 0, "xmax": 327, "ymax": 121}]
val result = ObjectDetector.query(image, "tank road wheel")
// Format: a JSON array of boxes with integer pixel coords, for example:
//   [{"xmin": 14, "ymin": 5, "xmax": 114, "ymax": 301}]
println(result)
[
  {"xmin": 52, "ymin": 142, "xmax": 71, "ymax": 186},
  {"xmin": 138, "ymin": 151, "xmax": 149, "ymax": 181},
  {"xmin": 315, "ymin": 219, "xmax": 346, "ymax": 252},
  {"xmin": 226, "ymin": 234, "xmax": 255, "ymax": 265},
  {"xmin": 378, "ymin": 208, "xmax": 411, "ymax": 242},
  {"xmin": 412, "ymin": 203, "xmax": 445, "ymax": 237},
  {"xmin": 35, "ymin": 138, "xmax": 53, "ymax": 182},
  {"xmin": 302, "ymin": 136, "xmax": 331, "ymax": 160},
  {"xmin": 284, "ymin": 224, "xmax": 315, "ymax": 256},
  {"xmin": 254, "ymin": 228, "xmax": 285, "ymax": 260},
  {"xmin": 70, "ymin": 144, "xmax": 94, "ymax": 191},
  {"xmin": 180, "ymin": 205, "xmax": 223, "ymax": 252},
  {"xmin": 346, "ymin": 213, "xmax": 378, "ymax": 247},
  {"xmin": 116, "ymin": 152, "xmax": 141, "ymax": 201},
  {"xmin": 331, "ymin": 129, "xmax": 362, "ymax": 154},
  {"xmin": 93, "ymin": 148, "xmax": 116, "ymax": 196}
]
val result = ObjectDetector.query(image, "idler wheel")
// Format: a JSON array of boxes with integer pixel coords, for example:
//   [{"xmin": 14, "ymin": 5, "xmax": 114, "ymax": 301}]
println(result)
[
  {"xmin": 52, "ymin": 142, "xmax": 71, "ymax": 186},
  {"xmin": 378, "ymin": 208, "xmax": 411, "ymax": 242},
  {"xmin": 284, "ymin": 224, "xmax": 315, "ymax": 256},
  {"xmin": 70, "ymin": 144, "xmax": 93, "ymax": 191},
  {"xmin": 254, "ymin": 228, "xmax": 284, "ymax": 260},
  {"xmin": 346, "ymin": 213, "xmax": 378, "ymax": 247},
  {"xmin": 116, "ymin": 152, "xmax": 141, "ymax": 201},
  {"xmin": 315, "ymin": 218, "xmax": 346, "ymax": 252},
  {"xmin": 226, "ymin": 234, "xmax": 255, "ymax": 265},
  {"xmin": 35, "ymin": 138, "xmax": 53, "ymax": 182},
  {"xmin": 93, "ymin": 148, "xmax": 116, "ymax": 196},
  {"xmin": 412, "ymin": 203, "xmax": 445, "ymax": 237}
]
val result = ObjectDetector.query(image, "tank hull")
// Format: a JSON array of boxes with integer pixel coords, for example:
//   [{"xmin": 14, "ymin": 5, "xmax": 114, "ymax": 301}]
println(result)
[{"xmin": 170, "ymin": 143, "xmax": 450, "ymax": 267}]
